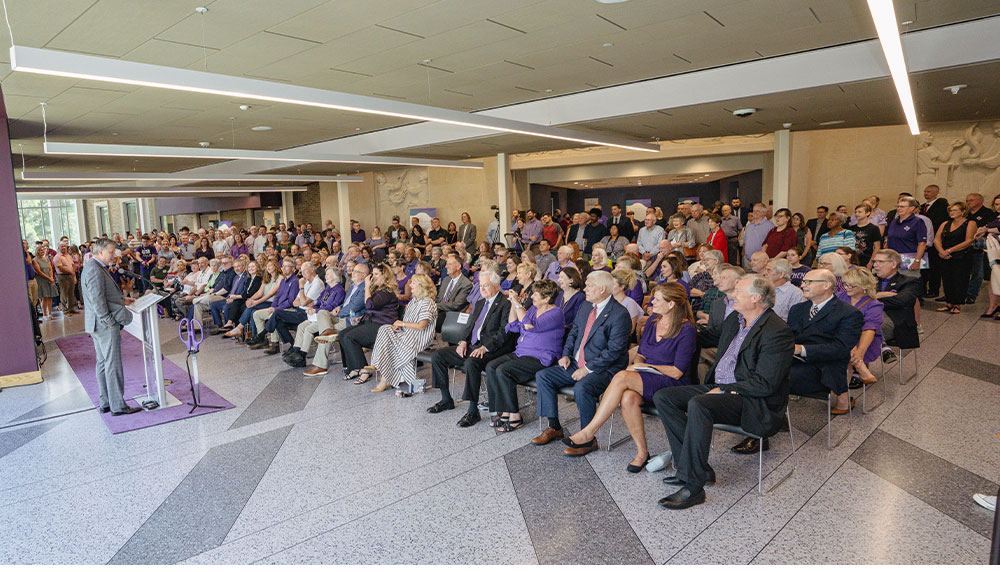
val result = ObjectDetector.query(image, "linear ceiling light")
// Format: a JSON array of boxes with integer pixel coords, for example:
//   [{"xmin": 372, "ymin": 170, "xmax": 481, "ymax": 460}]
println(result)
[
  {"xmin": 20, "ymin": 172, "xmax": 364, "ymax": 182},
  {"xmin": 11, "ymin": 46, "xmax": 659, "ymax": 153},
  {"xmin": 16, "ymin": 186, "xmax": 308, "ymax": 196},
  {"xmin": 866, "ymin": 0, "xmax": 920, "ymax": 134},
  {"xmin": 42, "ymin": 141, "xmax": 484, "ymax": 169}
]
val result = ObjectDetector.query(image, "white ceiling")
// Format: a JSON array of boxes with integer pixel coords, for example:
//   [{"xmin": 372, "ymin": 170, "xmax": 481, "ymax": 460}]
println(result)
[{"xmin": 3, "ymin": 0, "xmax": 999, "ymax": 175}]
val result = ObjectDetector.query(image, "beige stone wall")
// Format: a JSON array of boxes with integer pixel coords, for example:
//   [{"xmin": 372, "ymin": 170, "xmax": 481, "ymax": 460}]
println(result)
[
  {"xmin": 82, "ymin": 198, "xmax": 126, "ymax": 237},
  {"xmin": 220, "ymin": 209, "xmax": 249, "ymax": 229}
]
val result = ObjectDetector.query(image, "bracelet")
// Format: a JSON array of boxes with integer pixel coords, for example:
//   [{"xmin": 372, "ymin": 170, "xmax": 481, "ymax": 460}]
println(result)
[{"xmin": 990, "ymin": 259, "xmax": 1000, "ymax": 268}]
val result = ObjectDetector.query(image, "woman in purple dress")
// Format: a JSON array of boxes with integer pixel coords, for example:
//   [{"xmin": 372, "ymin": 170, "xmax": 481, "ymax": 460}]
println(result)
[
  {"xmin": 563, "ymin": 282, "xmax": 698, "ymax": 472},
  {"xmin": 554, "ymin": 266, "xmax": 585, "ymax": 331},
  {"xmin": 842, "ymin": 267, "xmax": 884, "ymax": 385},
  {"xmin": 484, "ymin": 280, "xmax": 564, "ymax": 432}
]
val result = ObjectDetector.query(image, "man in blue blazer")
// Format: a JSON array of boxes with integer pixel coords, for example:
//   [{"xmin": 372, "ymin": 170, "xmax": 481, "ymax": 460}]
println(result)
[{"xmin": 531, "ymin": 270, "xmax": 632, "ymax": 455}]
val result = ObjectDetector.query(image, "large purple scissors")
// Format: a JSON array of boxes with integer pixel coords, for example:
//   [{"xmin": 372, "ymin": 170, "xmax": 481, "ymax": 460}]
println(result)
[{"xmin": 178, "ymin": 318, "xmax": 222, "ymax": 412}]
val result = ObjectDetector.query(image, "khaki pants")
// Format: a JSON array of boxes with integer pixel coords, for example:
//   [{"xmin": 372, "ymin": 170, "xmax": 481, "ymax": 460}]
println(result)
[
  {"xmin": 253, "ymin": 307, "xmax": 280, "ymax": 343},
  {"xmin": 58, "ymin": 274, "xmax": 77, "ymax": 310},
  {"xmin": 27, "ymin": 279, "xmax": 38, "ymax": 307},
  {"xmin": 293, "ymin": 310, "xmax": 336, "ymax": 350},
  {"xmin": 192, "ymin": 294, "xmax": 223, "ymax": 324}
]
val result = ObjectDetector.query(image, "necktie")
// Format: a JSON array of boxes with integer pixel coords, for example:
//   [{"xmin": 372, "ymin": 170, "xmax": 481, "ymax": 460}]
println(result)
[
  {"xmin": 442, "ymin": 277, "xmax": 456, "ymax": 300},
  {"xmin": 809, "ymin": 304, "xmax": 820, "ymax": 320},
  {"xmin": 470, "ymin": 298, "xmax": 490, "ymax": 345},
  {"xmin": 576, "ymin": 306, "xmax": 598, "ymax": 369}
]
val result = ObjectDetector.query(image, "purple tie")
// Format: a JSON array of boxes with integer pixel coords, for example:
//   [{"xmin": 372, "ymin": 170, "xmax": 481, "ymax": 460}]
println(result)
[{"xmin": 470, "ymin": 298, "xmax": 491, "ymax": 345}]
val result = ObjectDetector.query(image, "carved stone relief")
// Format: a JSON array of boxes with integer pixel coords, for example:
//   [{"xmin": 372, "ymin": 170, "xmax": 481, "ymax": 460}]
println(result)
[
  {"xmin": 917, "ymin": 122, "xmax": 1000, "ymax": 198},
  {"xmin": 375, "ymin": 167, "xmax": 429, "ymax": 222}
]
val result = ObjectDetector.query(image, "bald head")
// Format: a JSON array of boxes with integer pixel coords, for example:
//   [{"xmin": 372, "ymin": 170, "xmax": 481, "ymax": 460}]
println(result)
[{"xmin": 800, "ymin": 269, "xmax": 836, "ymax": 303}]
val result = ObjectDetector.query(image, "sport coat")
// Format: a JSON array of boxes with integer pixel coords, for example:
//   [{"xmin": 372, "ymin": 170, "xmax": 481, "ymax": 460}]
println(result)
[
  {"xmin": 437, "ymin": 273, "xmax": 473, "ymax": 312},
  {"xmin": 458, "ymin": 223, "xmax": 477, "ymax": 250},
  {"xmin": 463, "ymin": 295, "xmax": 517, "ymax": 354},
  {"xmin": 704, "ymin": 309, "xmax": 794, "ymax": 437},
  {"xmin": 787, "ymin": 297, "xmax": 863, "ymax": 393},
  {"xmin": 921, "ymin": 198, "xmax": 950, "ymax": 233},
  {"xmin": 697, "ymin": 295, "xmax": 732, "ymax": 349},
  {"xmin": 608, "ymin": 214, "xmax": 635, "ymax": 242},
  {"xmin": 562, "ymin": 296, "xmax": 632, "ymax": 374},
  {"xmin": 82, "ymin": 258, "xmax": 133, "ymax": 333},
  {"xmin": 878, "ymin": 272, "xmax": 921, "ymax": 349}
]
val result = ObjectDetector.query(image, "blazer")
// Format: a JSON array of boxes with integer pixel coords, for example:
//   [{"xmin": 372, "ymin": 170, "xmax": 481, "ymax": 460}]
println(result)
[
  {"xmin": 562, "ymin": 296, "xmax": 632, "ymax": 374},
  {"xmin": 878, "ymin": 272, "xmax": 921, "ymax": 349},
  {"xmin": 211, "ymin": 267, "xmax": 236, "ymax": 296},
  {"xmin": 243, "ymin": 275, "xmax": 263, "ymax": 299},
  {"xmin": 697, "ymin": 296, "xmax": 731, "ymax": 349},
  {"xmin": 704, "ymin": 309, "xmax": 795, "ymax": 437},
  {"xmin": 463, "ymin": 295, "xmax": 517, "ymax": 355},
  {"xmin": 82, "ymin": 258, "xmax": 133, "ymax": 333},
  {"xmin": 458, "ymin": 223, "xmax": 477, "ymax": 250},
  {"xmin": 921, "ymin": 198, "xmax": 950, "ymax": 233},
  {"xmin": 437, "ymin": 273, "xmax": 473, "ymax": 312},
  {"xmin": 805, "ymin": 217, "xmax": 829, "ymax": 244},
  {"xmin": 786, "ymin": 297, "xmax": 863, "ymax": 393},
  {"xmin": 608, "ymin": 214, "xmax": 635, "ymax": 242}
]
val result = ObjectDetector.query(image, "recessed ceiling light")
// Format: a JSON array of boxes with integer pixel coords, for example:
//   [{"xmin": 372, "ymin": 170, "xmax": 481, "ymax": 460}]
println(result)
[
  {"xmin": 602, "ymin": 43, "xmax": 614, "ymax": 47},
  {"xmin": 818, "ymin": 120, "xmax": 845, "ymax": 126},
  {"xmin": 545, "ymin": 89, "xmax": 552, "ymax": 93},
  {"xmin": 354, "ymin": 127, "xmax": 361, "ymax": 131},
  {"xmin": 111, "ymin": 132, "xmax": 119, "ymax": 136},
  {"xmin": 900, "ymin": 20, "xmax": 912, "ymax": 25},
  {"xmin": 943, "ymin": 84, "xmax": 966, "ymax": 95},
  {"xmin": 422, "ymin": 59, "xmax": 432, "ymax": 63},
  {"xmin": 239, "ymin": 104, "xmax": 251, "ymax": 111},
  {"xmin": 195, "ymin": 6, "xmax": 208, "ymax": 14},
  {"xmin": 250, "ymin": 125, "xmax": 272, "ymax": 131},
  {"xmin": 574, "ymin": 181, "xmax": 580, "ymax": 184}
]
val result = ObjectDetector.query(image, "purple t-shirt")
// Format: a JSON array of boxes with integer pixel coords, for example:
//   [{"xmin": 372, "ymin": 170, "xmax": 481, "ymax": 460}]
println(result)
[{"xmin": 506, "ymin": 306, "xmax": 565, "ymax": 366}]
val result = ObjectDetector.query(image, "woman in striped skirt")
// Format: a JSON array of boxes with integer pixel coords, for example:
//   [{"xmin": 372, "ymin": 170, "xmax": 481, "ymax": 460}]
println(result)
[{"xmin": 368, "ymin": 274, "xmax": 438, "ymax": 392}]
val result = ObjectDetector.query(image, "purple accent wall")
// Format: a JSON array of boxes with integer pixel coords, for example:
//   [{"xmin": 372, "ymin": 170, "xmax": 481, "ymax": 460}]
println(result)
[
  {"xmin": 156, "ymin": 195, "xmax": 261, "ymax": 216},
  {"xmin": 0, "ymin": 87, "xmax": 41, "ymax": 378}
]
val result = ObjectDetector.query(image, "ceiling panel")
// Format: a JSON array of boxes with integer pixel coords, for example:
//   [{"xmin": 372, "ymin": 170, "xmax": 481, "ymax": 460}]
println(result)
[
  {"xmin": 266, "ymin": 0, "xmax": 429, "ymax": 44},
  {"xmin": 154, "ymin": 0, "xmax": 328, "ymax": 50}
]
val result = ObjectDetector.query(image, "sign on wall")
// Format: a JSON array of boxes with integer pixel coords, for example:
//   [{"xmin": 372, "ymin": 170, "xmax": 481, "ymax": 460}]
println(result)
[
  {"xmin": 625, "ymin": 198, "xmax": 650, "ymax": 221},
  {"xmin": 409, "ymin": 207, "xmax": 436, "ymax": 229}
]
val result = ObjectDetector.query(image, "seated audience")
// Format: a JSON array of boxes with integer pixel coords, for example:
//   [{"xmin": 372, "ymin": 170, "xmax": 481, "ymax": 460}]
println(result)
[
  {"xmin": 427, "ymin": 269, "xmax": 515, "ymax": 425},
  {"xmin": 368, "ymin": 275, "xmax": 439, "ymax": 393},
  {"xmin": 818, "ymin": 252, "xmax": 850, "ymax": 301},
  {"xmin": 689, "ymin": 249, "xmax": 723, "ymax": 309},
  {"xmin": 871, "ymin": 249, "xmax": 921, "ymax": 350},
  {"xmin": 531, "ymin": 271, "xmax": 632, "ymax": 450},
  {"xmin": 786, "ymin": 246, "xmax": 810, "ymax": 287},
  {"xmin": 590, "ymin": 246, "xmax": 613, "ymax": 272},
  {"xmin": 483, "ymin": 279, "xmax": 563, "ymax": 432},
  {"xmin": 436, "ymin": 253, "xmax": 474, "ymax": 329},
  {"xmin": 298, "ymin": 264, "xmax": 370, "ymax": 375},
  {"xmin": 339, "ymin": 263, "xmax": 400, "ymax": 382},
  {"xmin": 212, "ymin": 258, "xmax": 255, "ymax": 331},
  {"xmin": 226, "ymin": 259, "xmax": 279, "ymax": 341},
  {"xmin": 555, "ymin": 266, "xmax": 586, "ymax": 331},
  {"xmin": 265, "ymin": 261, "xmax": 325, "ymax": 355},
  {"xmin": 842, "ymin": 267, "xmax": 884, "ymax": 386},
  {"xmin": 611, "ymin": 267, "xmax": 643, "ymax": 332},
  {"xmin": 283, "ymin": 267, "xmax": 346, "ymax": 369},
  {"xmin": 764, "ymin": 258, "xmax": 806, "ymax": 321},
  {"xmin": 563, "ymin": 283, "xmax": 698, "ymax": 467},
  {"xmin": 191, "ymin": 256, "xmax": 235, "ymax": 326},
  {"xmin": 600, "ymin": 224, "xmax": 629, "ymax": 260},
  {"xmin": 653, "ymin": 275, "xmax": 794, "ymax": 509},
  {"xmin": 248, "ymin": 259, "xmax": 300, "ymax": 351},
  {"xmin": 696, "ymin": 264, "xmax": 746, "ymax": 347}
]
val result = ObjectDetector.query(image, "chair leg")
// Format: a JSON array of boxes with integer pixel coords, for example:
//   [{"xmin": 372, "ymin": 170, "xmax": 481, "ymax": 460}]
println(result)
[
  {"xmin": 606, "ymin": 408, "xmax": 615, "ymax": 452},
  {"xmin": 762, "ymin": 406, "xmax": 796, "ymax": 494},
  {"xmin": 757, "ymin": 443, "xmax": 764, "ymax": 496}
]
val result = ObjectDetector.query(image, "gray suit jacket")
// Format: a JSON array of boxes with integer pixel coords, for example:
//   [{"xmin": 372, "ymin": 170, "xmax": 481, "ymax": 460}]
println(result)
[
  {"xmin": 436, "ymin": 273, "xmax": 473, "ymax": 313},
  {"xmin": 82, "ymin": 258, "xmax": 133, "ymax": 333},
  {"xmin": 458, "ymin": 223, "xmax": 477, "ymax": 250}
]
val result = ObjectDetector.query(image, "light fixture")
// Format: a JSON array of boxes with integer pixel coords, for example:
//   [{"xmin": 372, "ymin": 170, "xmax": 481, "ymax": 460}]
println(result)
[
  {"xmin": 239, "ymin": 104, "xmax": 251, "ymax": 111},
  {"xmin": 602, "ymin": 43, "xmax": 614, "ymax": 47},
  {"xmin": 818, "ymin": 120, "xmax": 845, "ymax": 126},
  {"xmin": 250, "ymin": 125, "xmax": 272, "ymax": 131},
  {"xmin": 943, "ymin": 84, "xmax": 966, "ymax": 95},
  {"xmin": 16, "ymin": 185, "xmax": 311, "ymax": 197},
  {"xmin": 20, "ymin": 172, "xmax": 364, "ymax": 182},
  {"xmin": 42, "ymin": 141, "xmax": 485, "ymax": 169},
  {"xmin": 10, "ymin": 46, "xmax": 658, "ymax": 152},
  {"xmin": 866, "ymin": 0, "xmax": 920, "ymax": 134}
]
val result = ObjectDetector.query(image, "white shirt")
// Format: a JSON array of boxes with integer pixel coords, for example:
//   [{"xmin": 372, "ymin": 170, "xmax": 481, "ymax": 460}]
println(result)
[
  {"xmin": 636, "ymin": 225, "xmax": 665, "ymax": 254},
  {"xmin": 301, "ymin": 275, "xmax": 325, "ymax": 304},
  {"xmin": 473, "ymin": 293, "xmax": 499, "ymax": 344},
  {"xmin": 253, "ymin": 235, "xmax": 267, "ymax": 256},
  {"xmin": 212, "ymin": 239, "xmax": 229, "ymax": 255}
]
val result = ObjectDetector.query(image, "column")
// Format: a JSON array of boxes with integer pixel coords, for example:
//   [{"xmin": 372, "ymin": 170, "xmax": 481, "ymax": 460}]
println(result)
[
  {"xmin": 772, "ymin": 129, "xmax": 791, "ymax": 210},
  {"xmin": 497, "ymin": 152, "xmax": 513, "ymax": 243},
  {"xmin": 137, "ymin": 198, "xmax": 158, "ymax": 232},
  {"xmin": 337, "ymin": 181, "xmax": 351, "ymax": 250},
  {"xmin": 280, "ymin": 191, "xmax": 295, "ymax": 226},
  {"xmin": 74, "ymin": 199, "xmax": 88, "ymax": 241}
]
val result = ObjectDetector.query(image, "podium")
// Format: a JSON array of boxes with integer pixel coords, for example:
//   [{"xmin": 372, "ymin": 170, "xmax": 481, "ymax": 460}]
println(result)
[{"xmin": 124, "ymin": 291, "xmax": 169, "ymax": 408}]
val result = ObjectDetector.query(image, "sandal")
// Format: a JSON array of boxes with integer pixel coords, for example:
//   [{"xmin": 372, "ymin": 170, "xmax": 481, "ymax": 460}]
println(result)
[
  {"xmin": 356, "ymin": 367, "xmax": 376, "ymax": 385},
  {"xmin": 936, "ymin": 305, "xmax": 951, "ymax": 312},
  {"xmin": 490, "ymin": 414, "xmax": 510, "ymax": 427},
  {"xmin": 496, "ymin": 418, "xmax": 524, "ymax": 432},
  {"xmin": 345, "ymin": 369, "xmax": 361, "ymax": 380},
  {"xmin": 949, "ymin": 307, "xmax": 961, "ymax": 314}
]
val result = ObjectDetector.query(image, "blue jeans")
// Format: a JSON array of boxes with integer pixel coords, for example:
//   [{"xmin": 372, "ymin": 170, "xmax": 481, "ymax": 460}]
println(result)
[
  {"xmin": 966, "ymin": 249, "xmax": 985, "ymax": 300},
  {"xmin": 240, "ymin": 301, "xmax": 271, "ymax": 334},
  {"xmin": 209, "ymin": 299, "xmax": 228, "ymax": 327},
  {"xmin": 535, "ymin": 359, "xmax": 613, "ymax": 428}
]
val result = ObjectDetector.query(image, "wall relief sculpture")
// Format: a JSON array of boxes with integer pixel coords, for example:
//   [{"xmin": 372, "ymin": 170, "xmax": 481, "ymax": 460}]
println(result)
[
  {"xmin": 375, "ymin": 167, "xmax": 428, "ymax": 222},
  {"xmin": 917, "ymin": 122, "xmax": 1000, "ymax": 198}
]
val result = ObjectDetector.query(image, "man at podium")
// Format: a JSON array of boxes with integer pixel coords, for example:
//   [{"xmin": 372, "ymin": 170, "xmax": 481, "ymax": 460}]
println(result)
[{"xmin": 82, "ymin": 238, "xmax": 141, "ymax": 416}]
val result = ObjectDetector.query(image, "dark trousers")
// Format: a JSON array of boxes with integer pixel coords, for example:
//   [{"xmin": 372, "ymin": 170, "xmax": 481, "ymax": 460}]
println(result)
[
  {"xmin": 485, "ymin": 353, "xmax": 544, "ymax": 414},
  {"xmin": 966, "ymin": 249, "xmax": 986, "ymax": 300},
  {"xmin": 535, "ymin": 359, "xmax": 613, "ymax": 428},
  {"xmin": 788, "ymin": 360, "xmax": 846, "ymax": 396},
  {"xmin": 225, "ymin": 299, "xmax": 247, "ymax": 325},
  {"xmin": 653, "ymin": 384, "xmax": 742, "ymax": 490},
  {"xmin": 267, "ymin": 308, "xmax": 307, "ymax": 344},
  {"xmin": 926, "ymin": 250, "xmax": 943, "ymax": 295},
  {"xmin": 941, "ymin": 255, "xmax": 973, "ymax": 306},
  {"xmin": 430, "ymin": 346, "xmax": 489, "ymax": 403},
  {"xmin": 209, "ymin": 299, "xmax": 228, "ymax": 327},
  {"xmin": 339, "ymin": 321, "xmax": 382, "ymax": 371}
]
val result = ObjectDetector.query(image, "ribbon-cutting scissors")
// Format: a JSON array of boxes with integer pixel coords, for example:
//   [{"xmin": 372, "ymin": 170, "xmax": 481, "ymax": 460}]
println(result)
[{"xmin": 179, "ymin": 318, "xmax": 222, "ymax": 412}]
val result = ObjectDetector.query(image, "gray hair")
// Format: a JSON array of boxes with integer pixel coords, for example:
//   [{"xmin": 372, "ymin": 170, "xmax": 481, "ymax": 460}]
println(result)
[
  {"xmin": 702, "ymin": 249, "xmax": 724, "ymax": 263},
  {"xmin": 743, "ymin": 274, "xmax": 776, "ymax": 309},
  {"xmin": 768, "ymin": 257, "xmax": 792, "ymax": 279},
  {"xmin": 93, "ymin": 237, "xmax": 115, "ymax": 253},
  {"xmin": 479, "ymin": 269, "xmax": 502, "ymax": 286},
  {"xmin": 876, "ymin": 248, "xmax": 902, "ymax": 269},
  {"xmin": 587, "ymin": 270, "xmax": 616, "ymax": 294},
  {"xmin": 898, "ymin": 196, "xmax": 920, "ymax": 209},
  {"xmin": 718, "ymin": 264, "xmax": 747, "ymax": 280},
  {"xmin": 826, "ymin": 211, "xmax": 845, "ymax": 225},
  {"xmin": 324, "ymin": 267, "xmax": 342, "ymax": 284}
]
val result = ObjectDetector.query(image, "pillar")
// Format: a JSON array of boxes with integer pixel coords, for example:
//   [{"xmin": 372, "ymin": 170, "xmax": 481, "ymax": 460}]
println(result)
[
  {"xmin": 137, "ymin": 198, "xmax": 158, "ymax": 233},
  {"xmin": 497, "ymin": 152, "xmax": 513, "ymax": 240},
  {"xmin": 281, "ymin": 191, "xmax": 295, "ymax": 226},
  {"xmin": 337, "ymin": 181, "xmax": 351, "ymax": 250},
  {"xmin": 772, "ymin": 129, "xmax": 791, "ymax": 210}
]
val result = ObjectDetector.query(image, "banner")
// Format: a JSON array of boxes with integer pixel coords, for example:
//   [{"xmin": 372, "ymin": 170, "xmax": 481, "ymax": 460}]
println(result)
[
  {"xmin": 409, "ymin": 208, "xmax": 437, "ymax": 229},
  {"xmin": 625, "ymin": 199, "xmax": 651, "ymax": 221}
]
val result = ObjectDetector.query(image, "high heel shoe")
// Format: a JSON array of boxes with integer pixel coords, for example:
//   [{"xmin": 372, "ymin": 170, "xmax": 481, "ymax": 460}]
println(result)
[
  {"xmin": 981, "ymin": 307, "xmax": 999, "ymax": 318},
  {"xmin": 627, "ymin": 454, "xmax": 650, "ymax": 473}
]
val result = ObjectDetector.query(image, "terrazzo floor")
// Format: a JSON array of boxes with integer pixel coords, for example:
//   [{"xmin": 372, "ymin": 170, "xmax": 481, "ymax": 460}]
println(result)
[{"xmin": 2, "ymin": 294, "xmax": 998, "ymax": 565}]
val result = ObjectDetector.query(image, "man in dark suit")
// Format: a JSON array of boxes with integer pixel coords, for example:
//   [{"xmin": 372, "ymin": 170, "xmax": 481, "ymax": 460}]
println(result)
[
  {"xmin": 696, "ymin": 265, "xmax": 746, "ymax": 349},
  {"xmin": 82, "ymin": 238, "xmax": 141, "ymax": 416},
  {"xmin": 435, "ymin": 253, "xmax": 473, "ymax": 330},
  {"xmin": 654, "ymin": 275, "xmax": 794, "ymax": 509},
  {"xmin": 726, "ymin": 270, "xmax": 863, "ymax": 454},
  {"xmin": 608, "ymin": 203, "xmax": 634, "ymax": 242},
  {"xmin": 730, "ymin": 197, "xmax": 750, "ymax": 227},
  {"xmin": 872, "ymin": 248, "xmax": 922, "ymax": 351},
  {"xmin": 921, "ymin": 184, "xmax": 950, "ymax": 297},
  {"xmin": 804, "ymin": 206, "xmax": 829, "ymax": 261},
  {"xmin": 427, "ymin": 269, "xmax": 516, "ymax": 427},
  {"xmin": 531, "ymin": 270, "xmax": 632, "ymax": 454}
]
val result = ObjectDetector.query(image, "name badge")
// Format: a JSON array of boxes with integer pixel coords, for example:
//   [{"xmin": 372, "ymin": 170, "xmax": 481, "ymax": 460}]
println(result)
[{"xmin": 456, "ymin": 313, "xmax": 470, "ymax": 324}]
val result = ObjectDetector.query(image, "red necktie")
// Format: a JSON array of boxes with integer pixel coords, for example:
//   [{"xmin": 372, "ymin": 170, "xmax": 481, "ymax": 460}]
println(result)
[{"xmin": 576, "ymin": 307, "xmax": 598, "ymax": 369}]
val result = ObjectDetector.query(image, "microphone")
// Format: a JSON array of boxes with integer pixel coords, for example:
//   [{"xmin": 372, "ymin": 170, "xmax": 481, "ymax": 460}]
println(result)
[{"xmin": 119, "ymin": 268, "xmax": 159, "ymax": 292}]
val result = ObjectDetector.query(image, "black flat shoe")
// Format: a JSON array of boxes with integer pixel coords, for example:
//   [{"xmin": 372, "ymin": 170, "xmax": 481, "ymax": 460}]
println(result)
[
  {"xmin": 662, "ymin": 467, "xmax": 715, "ymax": 486},
  {"xmin": 627, "ymin": 455, "xmax": 650, "ymax": 473},
  {"xmin": 457, "ymin": 412, "xmax": 481, "ymax": 427},
  {"xmin": 98, "ymin": 406, "xmax": 110, "ymax": 414},
  {"xmin": 426, "ymin": 401, "xmax": 455, "ymax": 414},
  {"xmin": 731, "ymin": 437, "xmax": 769, "ymax": 454},
  {"xmin": 658, "ymin": 486, "xmax": 706, "ymax": 510}
]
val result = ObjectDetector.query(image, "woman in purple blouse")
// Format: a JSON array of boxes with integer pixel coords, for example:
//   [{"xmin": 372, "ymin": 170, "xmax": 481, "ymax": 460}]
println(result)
[
  {"xmin": 554, "ymin": 266, "xmax": 585, "ymax": 331},
  {"xmin": 484, "ymin": 280, "xmax": 564, "ymax": 432},
  {"xmin": 563, "ymin": 282, "xmax": 698, "ymax": 472},
  {"xmin": 842, "ymin": 267, "xmax": 884, "ymax": 385}
]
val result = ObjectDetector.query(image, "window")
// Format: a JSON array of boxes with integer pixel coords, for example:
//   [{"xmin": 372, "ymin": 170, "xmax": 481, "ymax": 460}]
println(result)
[
  {"xmin": 97, "ymin": 205, "xmax": 110, "ymax": 236},
  {"xmin": 160, "ymin": 215, "xmax": 174, "ymax": 234},
  {"xmin": 124, "ymin": 201, "xmax": 138, "ymax": 234},
  {"xmin": 17, "ymin": 199, "xmax": 81, "ymax": 245}
]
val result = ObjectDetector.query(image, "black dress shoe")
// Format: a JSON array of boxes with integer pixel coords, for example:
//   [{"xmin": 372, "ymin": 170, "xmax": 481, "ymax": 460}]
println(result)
[
  {"xmin": 848, "ymin": 376, "xmax": 863, "ymax": 390},
  {"xmin": 99, "ymin": 406, "xmax": 111, "ymax": 414},
  {"xmin": 111, "ymin": 406, "xmax": 142, "ymax": 416},
  {"xmin": 426, "ymin": 401, "xmax": 455, "ymax": 414},
  {"xmin": 658, "ymin": 486, "xmax": 706, "ymax": 510},
  {"xmin": 457, "ymin": 412, "xmax": 481, "ymax": 427},
  {"xmin": 731, "ymin": 437, "xmax": 769, "ymax": 454},
  {"xmin": 662, "ymin": 467, "xmax": 716, "ymax": 486}
]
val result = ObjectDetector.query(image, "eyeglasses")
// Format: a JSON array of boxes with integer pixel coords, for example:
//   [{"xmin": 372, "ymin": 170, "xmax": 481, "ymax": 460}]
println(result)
[
  {"xmin": 871, "ymin": 259, "xmax": 889, "ymax": 265},
  {"xmin": 800, "ymin": 279, "xmax": 826, "ymax": 284}
]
